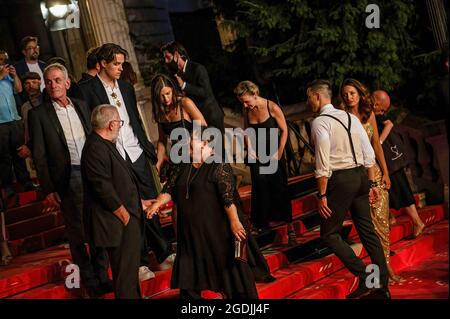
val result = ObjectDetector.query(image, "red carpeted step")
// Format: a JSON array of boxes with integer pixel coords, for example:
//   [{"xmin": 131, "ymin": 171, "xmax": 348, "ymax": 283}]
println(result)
[
  {"xmin": 140, "ymin": 269, "xmax": 172, "ymax": 298},
  {"xmin": 8, "ymin": 225, "xmax": 66, "ymax": 257},
  {"xmin": 142, "ymin": 246, "xmax": 293, "ymax": 299},
  {"xmin": 18, "ymin": 191, "xmax": 39, "ymax": 207},
  {"xmin": 7, "ymin": 212, "xmax": 64, "ymax": 241},
  {"xmin": 291, "ymin": 194, "xmax": 317, "ymax": 219},
  {"xmin": 347, "ymin": 204, "xmax": 446, "ymax": 243},
  {"xmin": 4, "ymin": 202, "xmax": 51, "ymax": 225},
  {"xmin": 0, "ymin": 245, "xmax": 71, "ymax": 298},
  {"xmin": 3, "ymin": 205, "xmax": 445, "ymax": 299},
  {"xmin": 8, "ymin": 283, "xmax": 78, "ymax": 299},
  {"xmin": 287, "ymin": 221, "xmax": 448, "ymax": 299}
]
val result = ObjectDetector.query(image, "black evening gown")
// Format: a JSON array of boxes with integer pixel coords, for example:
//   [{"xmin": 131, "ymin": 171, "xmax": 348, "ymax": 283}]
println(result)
[
  {"xmin": 247, "ymin": 100, "xmax": 292, "ymax": 229},
  {"xmin": 162, "ymin": 162, "xmax": 260, "ymax": 298}
]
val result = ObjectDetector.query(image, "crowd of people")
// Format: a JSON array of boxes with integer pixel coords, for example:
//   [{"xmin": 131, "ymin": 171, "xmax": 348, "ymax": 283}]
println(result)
[{"xmin": 0, "ymin": 35, "xmax": 438, "ymax": 300}]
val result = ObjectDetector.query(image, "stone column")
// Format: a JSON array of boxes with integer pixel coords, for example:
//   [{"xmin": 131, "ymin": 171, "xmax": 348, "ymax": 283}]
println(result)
[
  {"xmin": 80, "ymin": 0, "xmax": 158, "ymax": 142},
  {"xmin": 425, "ymin": 0, "xmax": 448, "ymax": 49},
  {"xmin": 82, "ymin": 0, "xmax": 142, "ymax": 84}
]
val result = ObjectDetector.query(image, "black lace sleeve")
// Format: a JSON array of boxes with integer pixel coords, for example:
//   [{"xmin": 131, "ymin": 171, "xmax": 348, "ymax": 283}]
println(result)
[
  {"xmin": 213, "ymin": 163, "xmax": 237, "ymax": 208},
  {"xmin": 161, "ymin": 163, "xmax": 183, "ymax": 196}
]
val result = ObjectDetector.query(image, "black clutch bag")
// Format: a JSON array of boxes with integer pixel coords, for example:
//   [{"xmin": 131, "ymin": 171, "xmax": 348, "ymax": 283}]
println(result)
[{"xmin": 234, "ymin": 238, "xmax": 248, "ymax": 263}]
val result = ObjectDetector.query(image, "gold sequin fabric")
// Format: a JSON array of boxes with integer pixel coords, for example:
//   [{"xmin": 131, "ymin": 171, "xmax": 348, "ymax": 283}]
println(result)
[{"xmin": 363, "ymin": 122, "xmax": 391, "ymax": 264}]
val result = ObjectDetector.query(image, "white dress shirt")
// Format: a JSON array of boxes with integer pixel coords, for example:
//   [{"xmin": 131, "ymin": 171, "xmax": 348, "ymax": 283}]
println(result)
[
  {"xmin": 53, "ymin": 99, "xmax": 86, "ymax": 165},
  {"xmin": 311, "ymin": 104, "xmax": 375, "ymax": 178},
  {"xmin": 98, "ymin": 75, "xmax": 143, "ymax": 163}
]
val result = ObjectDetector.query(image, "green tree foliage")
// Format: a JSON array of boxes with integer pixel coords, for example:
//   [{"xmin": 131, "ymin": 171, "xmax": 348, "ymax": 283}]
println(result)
[
  {"xmin": 213, "ymin": 0, "xmax": 446, "ymax": 113},
  {"xmin": 233, "ymin": 0, "xmax": 417, "ymax": 92}
]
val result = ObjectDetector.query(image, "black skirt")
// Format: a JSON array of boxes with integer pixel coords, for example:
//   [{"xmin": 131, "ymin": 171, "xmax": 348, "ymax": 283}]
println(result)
[{"xmin": 389, "ymin": 169, "xmax": 415, "ymax": 210}]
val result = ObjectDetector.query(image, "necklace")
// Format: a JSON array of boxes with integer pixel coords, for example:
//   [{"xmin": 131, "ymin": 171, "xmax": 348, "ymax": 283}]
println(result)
[{"xmin": 185, "ymin": 164, "xmax": 201, "ymax": 199}]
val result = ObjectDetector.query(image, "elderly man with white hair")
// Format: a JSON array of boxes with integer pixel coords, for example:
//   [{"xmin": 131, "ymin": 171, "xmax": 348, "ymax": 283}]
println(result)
[
  {"xmin": 28, "ymin": 63, "xmax": 110, "ymax": 297},
  {"xmin": 81, "ymin": 104, "xmax": 144, "ymax": 299}
]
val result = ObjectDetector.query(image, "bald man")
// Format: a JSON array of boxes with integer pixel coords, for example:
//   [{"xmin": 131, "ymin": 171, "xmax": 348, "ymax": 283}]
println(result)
[
  {"xmin": 373, "ymin": 90, "xmax": 425, "ymax": 238},
  {"xmin": 373, "ymin": 90, "xmax": 390, "ymax": 116}
]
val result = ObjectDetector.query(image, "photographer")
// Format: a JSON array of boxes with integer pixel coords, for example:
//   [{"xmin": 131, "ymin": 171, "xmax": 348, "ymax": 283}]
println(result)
[{"xmin": 1, "ymin": 50, "xmax": 35, "ymax": 202}]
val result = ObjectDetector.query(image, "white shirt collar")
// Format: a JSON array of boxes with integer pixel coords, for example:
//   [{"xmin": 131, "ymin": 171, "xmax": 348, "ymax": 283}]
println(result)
[
  {"xmin": 97, "ymin": 74, "xmax": 118, "ymax": 90},
  {"xmin": 319, "ymin": 104, "xmax": 335, "ymax": 114},
  {"xmin": 52, "ymin": 97, "xmax": 73, "ymax": 110},
  {"xmin": 183, "ymin": 60, "xmax": 188, "ymax": 73}
]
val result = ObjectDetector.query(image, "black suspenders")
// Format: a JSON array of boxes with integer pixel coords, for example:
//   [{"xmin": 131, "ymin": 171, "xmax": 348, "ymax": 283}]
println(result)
[{"xmin": 317, "ymin": 112, "xmax": 359, "ymax": 166}]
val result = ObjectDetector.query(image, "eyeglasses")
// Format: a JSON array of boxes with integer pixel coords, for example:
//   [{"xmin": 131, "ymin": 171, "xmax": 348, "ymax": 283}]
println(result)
[
  {"xmin": 25, "ymin": 45, "xmax": 39, "ymax": 51},
  {"xmin": 111, "ymin": 92, "xmax": 122, "ymax": 107},
  {"xmin": 111, "ymin": 120, "xmax": 124, "ymax": 127}
]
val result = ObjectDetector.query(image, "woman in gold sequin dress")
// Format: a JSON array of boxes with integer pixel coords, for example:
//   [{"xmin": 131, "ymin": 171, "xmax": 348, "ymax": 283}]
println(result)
[{"xmin": 339, "ymin": 78, "xmax": 402, "ymax": 283}]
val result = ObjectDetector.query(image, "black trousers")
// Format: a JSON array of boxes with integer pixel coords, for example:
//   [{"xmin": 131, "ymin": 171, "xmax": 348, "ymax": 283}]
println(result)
[
  {"xmin": 107, "ymin": 216, "xmax": 142, "ymax": 299},
  {"xmin": 128, "ymin": 152, "xmax": 172, "ymax": 265},
  {"xmin": 0, "ymin": 121, "xmax": 32, "ymax": 190},
  {"xmin": 60, "ymin": 167, "xmax": 109, "ymax": 287},
  {"xmin": 321, "ymin": 166, "xmax": 388, "ymax": 287}
]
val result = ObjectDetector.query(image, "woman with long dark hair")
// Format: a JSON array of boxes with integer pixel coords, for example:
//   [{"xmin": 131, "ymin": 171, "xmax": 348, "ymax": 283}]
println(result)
[{"xmin": 150, "ymin": 74, "xmax": 207, "ymax": 175}]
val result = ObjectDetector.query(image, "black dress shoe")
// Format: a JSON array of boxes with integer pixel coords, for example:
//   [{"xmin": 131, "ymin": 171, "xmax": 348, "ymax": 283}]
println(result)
[
  {"xmin": 360, "ymin": 287, "xmax": 391, "ymax": 299},
  {"xmin": 261, "ymin": 274, "xmax": 276, "ymax": 283},
  {"xmin": 98, "ymin": 281, "xmax": 114, "ymax": 295},
  {"xmin": 346, "ymin": 279, "xmax": 371, "ymax": 299}
]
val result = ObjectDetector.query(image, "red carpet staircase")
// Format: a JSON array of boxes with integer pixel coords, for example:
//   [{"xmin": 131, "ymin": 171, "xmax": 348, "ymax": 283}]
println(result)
[{"xmin": 0, "ymin": 176, "xmax": 448, "ymax": 299}]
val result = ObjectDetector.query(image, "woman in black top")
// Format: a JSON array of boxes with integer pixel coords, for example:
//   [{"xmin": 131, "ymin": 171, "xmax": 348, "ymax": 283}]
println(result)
[
  {"xmin": 234, "ymin": 81, "xmax": 296, "ymax": 244},
  {"xmin": 150, "ymin": 74, "xmax": 207, "ymax": 174}
]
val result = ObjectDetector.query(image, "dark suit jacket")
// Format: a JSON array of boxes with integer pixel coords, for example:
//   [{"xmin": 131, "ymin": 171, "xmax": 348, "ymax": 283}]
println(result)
[
  {"xmin": 28, "ymin": 98, "xmax": 91, "ymax": 196},
  {"xmin": 14, "ymin": 59, "xmax": 46, "ymax": 78},
  {"xmin": 77, "ymin": 76, "xmax": 157, "ymax": 162},
  {"xmin": 81, "ymin": 132, "xmax": 142, "ymax": 247},
  {"xmin": 182, "ymin": 61, "xmax": 224, "ymax": 130}
]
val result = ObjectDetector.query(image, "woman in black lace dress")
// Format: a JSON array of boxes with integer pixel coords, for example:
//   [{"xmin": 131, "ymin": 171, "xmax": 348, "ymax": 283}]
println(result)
[
  {"xmin": 234, "ymin": 81, "xmax": 296, "ymax": 243},
  {"xmin": 145, "ymin": 132, "xmax": 267, "ymax": 299},
  {"xmin": 150, "ymin": 74, "xmax": 207, "ymax": 175}
]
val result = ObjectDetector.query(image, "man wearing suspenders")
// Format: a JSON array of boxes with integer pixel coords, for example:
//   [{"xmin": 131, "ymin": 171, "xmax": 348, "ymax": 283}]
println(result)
[{"xmin": 307, "ymin": 80, "xmax": 390, "ymax": 299}]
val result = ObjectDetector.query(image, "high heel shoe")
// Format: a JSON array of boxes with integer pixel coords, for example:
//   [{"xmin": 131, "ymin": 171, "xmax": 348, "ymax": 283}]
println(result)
[
  {"xmin": 387, "ymin": 264, "xmax": 403, "ymax": 283},
  {"xmin": 0, "ymin": 241, "xmax": 13, "ymax": 266},
  {"xmin": 389, "ymin": 215, "xmax": 397, "ymax": 226},
  {"xmin": 0, "ymin": 255, "xmax": 12, "ymax": 266},
  {"xmin": 389, "ymin": 273, "xmax": 404, "ymax": 283},
  {"xmin": 288, "ymin": 229, "xmax": 298, "ymax": 246},
  {"xmin": 413, "ymin": 222, "xmax": 425, "ymax": 238}
]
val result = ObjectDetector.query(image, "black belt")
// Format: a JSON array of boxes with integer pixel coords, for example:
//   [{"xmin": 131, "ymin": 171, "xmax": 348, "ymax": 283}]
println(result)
[{"xmin": 71, "ymin": 165, "xmax": 81, "ymax": 170}]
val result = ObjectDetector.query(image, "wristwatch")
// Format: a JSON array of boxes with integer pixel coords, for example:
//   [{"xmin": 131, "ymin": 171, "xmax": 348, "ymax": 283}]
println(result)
[
  {"xmin": 316, "ymin": 192, "xmax": 327, "ymax": 200},
  {"xmin": 369, "ymin": 180, "xmax": 377, "ymax": 188}
]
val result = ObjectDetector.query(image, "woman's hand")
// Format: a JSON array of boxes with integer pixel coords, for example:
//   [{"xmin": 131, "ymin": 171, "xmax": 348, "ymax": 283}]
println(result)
[
  {"xmin": 145, "ymin": 202, "xmax": 161, "ymax": 219},
  {"xmin": 381, "ymin": 174, "xmax": 391, "ymax": 190},
  {"xmin": 369, "ymin": 187, "xmax": 380, "ymax": 204},
  {"xmin": 230, "ymin": 220, "xmax": 246, "ymax": 241},
  {"xmin": 155, "ymin": 161, "xmax": 163, "ymax": 175}
]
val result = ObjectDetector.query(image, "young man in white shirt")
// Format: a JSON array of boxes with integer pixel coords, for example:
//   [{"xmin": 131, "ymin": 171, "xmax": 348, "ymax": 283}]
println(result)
[{"xmin": 308, "ymin": 79, "xmax": 390, "ymax": 299}]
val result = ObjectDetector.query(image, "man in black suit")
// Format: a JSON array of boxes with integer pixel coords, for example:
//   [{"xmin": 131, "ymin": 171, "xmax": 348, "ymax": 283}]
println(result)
[
  {"xmin": 28, "ymin": 63, "xmax": 109, "ymax": 296},
  {"xmin": 161, "ymin": 41, "xmax": 225, "ymax": 134},
  {"xmin": 77, "ymin": 43, "xmax": 173, "ymax": 278},
  {"xmin": 82, "ymin": 104, "xmax": 143, "ymax": 298}
]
